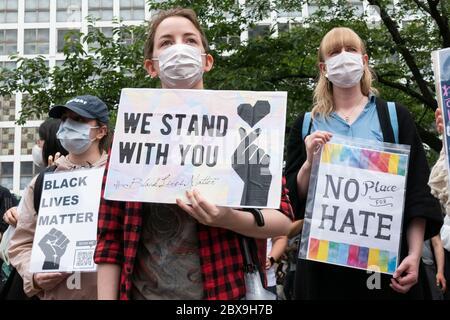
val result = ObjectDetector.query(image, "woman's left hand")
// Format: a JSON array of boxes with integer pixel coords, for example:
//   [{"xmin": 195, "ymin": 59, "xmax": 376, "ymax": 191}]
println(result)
[
  {"xmin": 176, "ymin": 189, "xmax": 233, "ymax": 228},
  {"xmin": 390, "ymin": 254, "xmax": 420, "ymax": 294}
]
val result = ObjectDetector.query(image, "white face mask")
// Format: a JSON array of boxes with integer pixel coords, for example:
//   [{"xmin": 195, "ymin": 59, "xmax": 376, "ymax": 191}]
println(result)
[
  {"xmin": 153, "ymin": 44, "xmax": 205, "ymax": 89},
  {"xmin": 325, "ymin": 51, "xmax": 364, "ymax": 88},
  {"xmin": 56, "ymin": 118, "xmax": 98, "ymax": 155},
  {"xmin": 32, "ymin": 144, "xmax": 45, "ymax": 168}
]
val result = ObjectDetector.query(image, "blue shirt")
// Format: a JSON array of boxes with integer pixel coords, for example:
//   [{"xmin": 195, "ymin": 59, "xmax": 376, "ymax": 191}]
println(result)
[{"xmin": 311, "ymin": 95, "xmax": 383, "ymax": 142}]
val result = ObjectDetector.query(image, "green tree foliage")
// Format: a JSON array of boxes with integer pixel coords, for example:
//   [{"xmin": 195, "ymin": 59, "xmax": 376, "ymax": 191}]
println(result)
[{"xmin": 0, "ymin": 0, "xmax": 448, "ymax": 156}]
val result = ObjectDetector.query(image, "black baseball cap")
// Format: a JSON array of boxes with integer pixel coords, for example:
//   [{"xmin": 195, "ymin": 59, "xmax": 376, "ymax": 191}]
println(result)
[{"xmin": 49, "ymin": 95, "xmax": 109, "ymax": 124}]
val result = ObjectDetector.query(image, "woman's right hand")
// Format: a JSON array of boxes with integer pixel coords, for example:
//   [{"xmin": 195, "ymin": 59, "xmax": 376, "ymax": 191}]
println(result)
[
  {"xmin": 304, "ymin": 131, "xmax": 333, "ymax": 166},
  {"xmin": 3, "ymin": 206, "xmax": 18, "ymax": 227},
  {"xmin": 436, "ymin": 108, "xmax": 444, "ymax": 135}
]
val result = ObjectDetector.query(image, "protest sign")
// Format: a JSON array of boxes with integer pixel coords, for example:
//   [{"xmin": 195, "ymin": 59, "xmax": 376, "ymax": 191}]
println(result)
[
  {"xmin": 30, "ymin": 167, "xmax": 104, "ymax": 273},
  {"xmin": 104, "ymin": 88, "xmax": 287, "ymax": 208},
  {"xmin": 432, "ymin": 48, "xmax": 450, "ymax": 191},
  {"xmin": 299, "ymin": 136, "xmax": 410, "ymax": 274}
]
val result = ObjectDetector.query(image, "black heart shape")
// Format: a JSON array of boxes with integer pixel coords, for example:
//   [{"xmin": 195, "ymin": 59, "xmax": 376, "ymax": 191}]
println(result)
[{"xmin": 237, "ymin": 100, "xmax": 271, "ymax": 128}]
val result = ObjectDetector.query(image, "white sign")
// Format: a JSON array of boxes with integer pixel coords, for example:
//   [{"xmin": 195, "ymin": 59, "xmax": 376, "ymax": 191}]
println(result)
[
  {"xmin": 30, "ymin": 167, "xmax": 105, "ymax": 273},
  {"xmin": 300, "ymin": 136, "xmax": 410, "ymax": 274},
  {"xmin": 104, "ymin": 88, "xmax": 287, "ymax": 208}
]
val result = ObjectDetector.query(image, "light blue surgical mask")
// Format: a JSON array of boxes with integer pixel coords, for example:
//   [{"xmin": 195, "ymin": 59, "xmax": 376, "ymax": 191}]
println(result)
[{"xmin": 56, "ymin": 118, "xmax": 98, "ymax": 155}]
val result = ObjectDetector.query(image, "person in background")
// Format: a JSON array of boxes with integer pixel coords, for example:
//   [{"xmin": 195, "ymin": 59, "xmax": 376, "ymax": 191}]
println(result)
[
  {"xmin": 8, "ymin": 95, "xmax": 109, "ymax": 299},
  {"xmin": 2, "ymin": 118, "xmax": 68, "ymax": 229},
  {"xmin": 429, "ymin": 107, "xmax": 450, "ymax": 300},
  {"xmin": 0, "ymin": 186, "xmax": 19, "ymax": 239},
  {"xmin": 266, "ymin": 236, "xmax": 288, "ymax": 298},
  {"xmin": 421, "ymin": 236, "xmax": 447, "ymax": 299}
]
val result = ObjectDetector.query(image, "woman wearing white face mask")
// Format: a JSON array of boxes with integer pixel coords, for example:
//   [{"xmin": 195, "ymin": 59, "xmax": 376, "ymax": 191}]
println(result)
[
  {"xmin": 285, "ymin": 27, "xmax": 442, "ymax": 299},
  {"xmin": 95, "ymin": 8, "xmax": 294, "ymax": 301},
  {"xmin": 8, "ymin": 95, "xmax": 109, "ymax": 300}
]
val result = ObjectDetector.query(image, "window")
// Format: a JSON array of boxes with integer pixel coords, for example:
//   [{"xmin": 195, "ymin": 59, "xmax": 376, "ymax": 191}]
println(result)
[
  {"xmin": 0, "ymin": 128, "xmax": 15, "ymax": 155},
  {"xmin": 24, "ymin": 29, "xmax": 49, "ymax": 54},
  {"xmin": 57, "ymin": 0, "xmax": 81, "ymax": 22},
  {"xmin": 246, "ymin": 0, "xmax": 270, "ymax": 20},
  {"xmin": 0, "ymin": 0, "xmax": 18, "ymax": 23},
  {"xmin": 120, "ymin": 0, "xmax": 145, "ymax": 21},
  {"xmin": 21, "ymin": 127, "xmax": 39, "ymax": 155},
  {"xmin": 57, "ymin": 29, "xmax": 80, "ymax": 53},
  {"xmin": 277, "ymin": 7, "xmax": 302, "ymax": 18},
  {"xmin": 21, "ymin": 94, "xmax": 45, "ymax": 120},
  {"xmin": 20, "ymin": 161, "xmax": 40, "ymax": 189},
  {"xmin": 216, "ymin": 34, "xmax": 241, "ymax": 48},
  {"xmin": 0, "ymin": 61, "xmax": 16, "ymax": 70},
  {"xmin": 88, "ymin": 26, "xmax": 113, "ymax": 50},
  {"xmin": 118, "ymin": 27, "xmax": 134, "ymax": 46},
  {"xmin": 0, "ymin": 162, "xmax": 14, "ymax": 190},
  {"xmin": 278, "ymin": 22, "xmax": 289, "ymax": 34},
  {"xmin": 88, "ymin": 0, "xmax": 114, "ymax": 21},
  {"xmin": 347, "ymin": 0, "xmax": 364, "ymax": 16},
  {"xmin": 307, "ymin": 1, "xmax": 320, "ymax": 16},
  {"xmin": 0, "ymin": 96, "xmax": 16, "ymax": 121},
  {"xmin": 248, "ymin": 24, "xmax": 271, "ymax": 40},
  {"xmin": 0, "ymin": 29, "xmax": 17, "ymax": 55},
  {"xmin": 24, "ymin": 0, "xmax": 50, "ymax": 23}
]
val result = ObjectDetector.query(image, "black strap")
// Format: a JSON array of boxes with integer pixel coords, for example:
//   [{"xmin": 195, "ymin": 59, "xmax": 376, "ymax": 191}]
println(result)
[
  {"xmin": 375, "ymin": 97, "xmax": 396, "ymax": 144},
  {"xmin": 239, "ymin": 235, "xmax": 265, "ymax": 285},
  {"xmin": 33, "ymin": 165, "xmax": 57, "ymax": 214}
]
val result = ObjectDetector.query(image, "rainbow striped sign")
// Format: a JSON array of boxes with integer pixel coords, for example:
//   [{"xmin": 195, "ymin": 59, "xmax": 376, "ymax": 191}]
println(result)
[
  {"xmin": 308, "ymin": 238, "xmax": 397, "ymax": 273},
  {"xmin": 321, "ymin": 143, "xmax": 407, "ymax": 176},
  {"xmin": 302, "ymin": 139, "xmax": 409, "ymax": 275}
]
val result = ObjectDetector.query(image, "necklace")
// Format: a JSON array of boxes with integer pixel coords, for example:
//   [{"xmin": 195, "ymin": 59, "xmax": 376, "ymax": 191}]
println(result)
[{"xmin": 337, "ymin": 96, "xmax": 367, "ymax": 123}]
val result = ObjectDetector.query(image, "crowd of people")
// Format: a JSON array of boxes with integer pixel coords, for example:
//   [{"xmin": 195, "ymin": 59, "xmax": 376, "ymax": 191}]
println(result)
[{"xmin": 0, "ymin": 7, "xmax": 449, "ymax": 300}]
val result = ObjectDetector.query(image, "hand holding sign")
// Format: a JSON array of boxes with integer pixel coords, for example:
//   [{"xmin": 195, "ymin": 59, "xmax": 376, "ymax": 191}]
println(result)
[
  {"xmin": 304, "ymin": 131, "xmax": 333, "ymax": 166},
  {"xmin": 435, "ymin": 108, "xmax": 444, "ymax": 135},
  {"xmin": 38, "ymin": 228, "xmax": 70, "ymax": 270},
  {"xmin": 32, "ymin": 272, "xmax": 69, "ymax": 291},
  {"xmin": 232, "ymin": 127, "xmax": 272, "ymax": 207},
  {"xmin": 177, "ymin": 189, "xmax": 233, "ymax": 228}
]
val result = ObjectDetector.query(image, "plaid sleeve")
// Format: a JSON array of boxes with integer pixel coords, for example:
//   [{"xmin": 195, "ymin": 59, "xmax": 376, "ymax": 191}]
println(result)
[
  {"xmin": 94, "ymin": 153, "xmax": 125, "ymax": 265},
  {"xmin": 278, "ymin": 176, "xmax": 294, "ymax": 221}
]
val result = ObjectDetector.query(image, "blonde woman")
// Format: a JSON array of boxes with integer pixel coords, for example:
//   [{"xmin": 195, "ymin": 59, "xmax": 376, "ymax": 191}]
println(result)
[{"xmin": 285, "ymin": 27, "xmax": 442, "ymax": 299}]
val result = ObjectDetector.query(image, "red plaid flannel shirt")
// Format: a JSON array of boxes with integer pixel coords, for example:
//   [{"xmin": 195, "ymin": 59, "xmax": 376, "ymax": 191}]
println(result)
[{"xmin": 94, "ymin": 159, "xmax": 293, "ymax": 300}]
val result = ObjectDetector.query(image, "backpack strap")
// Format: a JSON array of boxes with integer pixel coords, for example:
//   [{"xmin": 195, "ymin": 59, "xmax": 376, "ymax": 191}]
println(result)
[
  {"xmin": 33, "ymin": 165, "xmax": 57, "ymax": 214},
  {"xmin": 375, "ymin": 98, "xmax": 398, "ymax": 144},
  {"xmin": 387, "ymin": 102, "xmax": 399, "ymax": 144},
  {"xmin": 301, "ymin": 112, "xmax": 312, "ymax": 141}
]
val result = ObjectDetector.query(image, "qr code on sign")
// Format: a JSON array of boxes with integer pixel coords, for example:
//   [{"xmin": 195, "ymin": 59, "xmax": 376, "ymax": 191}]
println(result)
[{"xmin": 73, "ymin": 249, "xmax": 94, "ymax": 270}]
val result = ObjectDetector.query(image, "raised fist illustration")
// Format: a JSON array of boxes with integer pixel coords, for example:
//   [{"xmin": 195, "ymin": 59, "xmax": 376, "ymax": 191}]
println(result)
[{"xmin": 38, "ymin": 228, "xmax": 70, "ymax": 270}]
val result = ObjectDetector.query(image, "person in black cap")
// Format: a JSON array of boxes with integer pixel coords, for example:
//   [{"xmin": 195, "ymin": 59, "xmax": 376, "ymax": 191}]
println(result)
[
  {"xmin": 49, "ymin": 95, "xmax": 110, "ymax": 161},
  {"xmin": 8, "ymin": 95, "xmax": 110, "ymax": 300}
]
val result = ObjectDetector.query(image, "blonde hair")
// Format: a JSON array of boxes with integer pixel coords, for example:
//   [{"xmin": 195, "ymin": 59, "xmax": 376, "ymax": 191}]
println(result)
[{"xmin": 311, "ymin": 27, "xmax": 378, "ymax": 118}]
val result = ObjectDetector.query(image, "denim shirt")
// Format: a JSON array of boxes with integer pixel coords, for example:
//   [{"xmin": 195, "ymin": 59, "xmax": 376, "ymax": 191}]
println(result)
[{"xmin": 311, "ymin": 95, "xmax": 383, "ymax": 142}]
